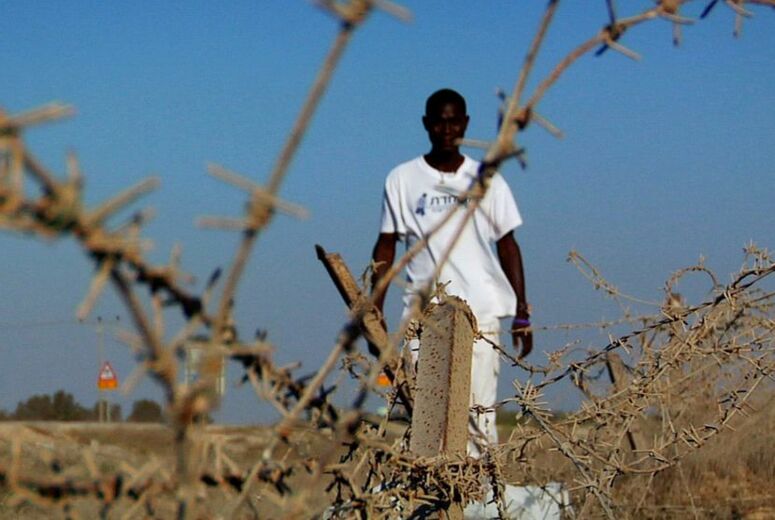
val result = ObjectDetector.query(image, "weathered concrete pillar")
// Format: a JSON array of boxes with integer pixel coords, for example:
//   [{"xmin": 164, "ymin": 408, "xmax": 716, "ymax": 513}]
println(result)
[{"xmin": 410, "ymin": 296, "xmax": 476, "ymax": 458}]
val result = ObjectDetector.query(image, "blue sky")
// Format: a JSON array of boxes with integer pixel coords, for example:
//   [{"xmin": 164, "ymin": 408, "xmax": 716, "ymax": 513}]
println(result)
[{"xmin": 1, "ymin": 1, "xmax": 773, "ymax": 423}]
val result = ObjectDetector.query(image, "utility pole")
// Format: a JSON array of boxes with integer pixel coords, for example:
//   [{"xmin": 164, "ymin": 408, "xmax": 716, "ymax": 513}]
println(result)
[{"xmin": 97, "ymin": 316, "xmax": 105, "ymax": 422}]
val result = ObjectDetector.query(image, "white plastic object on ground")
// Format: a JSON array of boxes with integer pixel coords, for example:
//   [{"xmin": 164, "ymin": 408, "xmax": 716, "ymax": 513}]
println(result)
[{"xmin": 463, "ymin": 483, "xmax": 570, "ymax": 519}]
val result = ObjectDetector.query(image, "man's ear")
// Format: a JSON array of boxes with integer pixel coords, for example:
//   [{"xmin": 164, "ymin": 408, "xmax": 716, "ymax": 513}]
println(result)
[{"xmin": 421, "ymin": 115, "xmax": 430, "ymax": 131}]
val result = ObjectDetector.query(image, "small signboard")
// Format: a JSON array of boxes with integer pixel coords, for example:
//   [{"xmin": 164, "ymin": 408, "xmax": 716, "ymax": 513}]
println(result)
[{"xmin": 97, "ymin": 361, "xmax": 119, "ymax": 390}]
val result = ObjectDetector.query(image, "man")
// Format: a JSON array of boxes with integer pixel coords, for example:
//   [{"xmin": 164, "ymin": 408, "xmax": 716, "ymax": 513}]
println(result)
[{"xmin": 371, "ymin": 88, "xmax": 532, "ymax": 452}]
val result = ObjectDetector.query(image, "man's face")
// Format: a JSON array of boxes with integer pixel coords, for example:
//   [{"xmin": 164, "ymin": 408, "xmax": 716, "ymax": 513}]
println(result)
[{"xmin": 423, "ymin": 101, "xmax": 469, "ymax": 152}]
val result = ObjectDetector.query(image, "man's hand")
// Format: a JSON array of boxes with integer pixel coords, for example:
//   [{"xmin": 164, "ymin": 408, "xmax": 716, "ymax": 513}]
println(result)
[
  {"xmin": 511, "ymin": 317, "xmax": 533, "ymax": 358},
  {"xmin": 496, "ymin": 233, "xmax": 531, "ymax": 358}
]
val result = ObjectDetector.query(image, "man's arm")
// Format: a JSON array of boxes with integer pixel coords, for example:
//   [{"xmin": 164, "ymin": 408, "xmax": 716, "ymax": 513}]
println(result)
[
  {"xmin": 496, "ymin": 231, "xmax": 533, "ymax": 358},
  {"xmin": 371, "ymin": 232, "xmax": 398, "ymax": 314}
]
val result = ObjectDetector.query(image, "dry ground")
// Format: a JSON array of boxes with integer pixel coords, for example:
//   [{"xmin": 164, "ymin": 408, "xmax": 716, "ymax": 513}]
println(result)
[
  {"xmin": 0, "ymin": 421, "xmax": 346, "ymax": 518},
  {"xmin": 0, "ymin": 417, "xmax": 773, "ymax": 519}
]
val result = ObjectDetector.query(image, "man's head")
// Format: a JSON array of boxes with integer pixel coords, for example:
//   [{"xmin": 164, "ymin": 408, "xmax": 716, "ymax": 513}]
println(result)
[
  {"xmin": 425, "ymin": 88, "xmax": 467, "ymax": 117},
  {"xmin": 423, "ymin": 88, "xmax": 469, "ymax": 154}
]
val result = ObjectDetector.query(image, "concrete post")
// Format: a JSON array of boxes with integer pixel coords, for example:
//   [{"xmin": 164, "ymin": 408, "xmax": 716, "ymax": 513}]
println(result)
[
  {"xmin": 409, "ymin": 296, "xmax": 476, "ymax": 519},
  {"xmin": 410, "ymin": 296, "xmax": 476, "ymax": 457}
]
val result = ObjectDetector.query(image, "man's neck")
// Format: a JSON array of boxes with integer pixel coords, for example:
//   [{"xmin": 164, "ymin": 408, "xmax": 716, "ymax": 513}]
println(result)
[{"xmin": 423, "ymin": 150, "xmax": 465, "ymax": 173}]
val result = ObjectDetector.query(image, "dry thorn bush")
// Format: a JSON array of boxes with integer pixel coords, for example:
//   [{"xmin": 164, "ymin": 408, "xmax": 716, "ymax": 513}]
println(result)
[{"xmin": 1, "ymin": 1, "xmax": 773, "ymax": 518}]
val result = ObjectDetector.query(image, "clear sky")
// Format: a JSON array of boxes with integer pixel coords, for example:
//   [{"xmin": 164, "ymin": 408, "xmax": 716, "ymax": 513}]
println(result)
[{"xmin": 1, "ymin": 1, "xmax": 773, "ymax": 423}]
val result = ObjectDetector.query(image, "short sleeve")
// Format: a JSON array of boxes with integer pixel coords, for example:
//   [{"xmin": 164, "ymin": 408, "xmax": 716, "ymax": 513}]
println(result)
[
  {"xmin": 487, "ymin": 173, "xmax": 522, "ymax": 241},
  {"xmin": 379, "ymin": 173, "xmax": 406, "ymax": 236}
]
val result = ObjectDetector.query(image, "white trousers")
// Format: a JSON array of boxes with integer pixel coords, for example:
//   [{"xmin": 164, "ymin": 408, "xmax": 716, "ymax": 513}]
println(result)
[
  {"xmin": 407, "ymin": 316, "xmax": 500, "ymax": 457},
  {"xmin": 467, "ymin": 319, "xmax": 500, "ymax": 456}
]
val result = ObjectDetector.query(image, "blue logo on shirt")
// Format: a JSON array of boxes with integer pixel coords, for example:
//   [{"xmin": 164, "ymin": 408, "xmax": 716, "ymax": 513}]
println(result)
[{"xmin": 415, "ymin": 193, "xmax": 427, "ymax": 216}]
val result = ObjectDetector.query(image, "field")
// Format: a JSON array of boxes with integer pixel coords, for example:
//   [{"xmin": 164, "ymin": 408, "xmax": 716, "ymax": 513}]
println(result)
[
  {"xmin": 501, "ymin": 403, "xmax": 775, "ymax": 519},
  {"xmin": 1, "ymin": 407, "xmax": 773, "ymax": 519},
  {"xmin": 0, "ymin": 421, "xmax": 336, "ymax": 518}
]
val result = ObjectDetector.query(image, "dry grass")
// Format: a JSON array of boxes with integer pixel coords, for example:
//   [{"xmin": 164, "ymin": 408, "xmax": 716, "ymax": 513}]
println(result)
[
  {"xmin": 508, "ymin": 394, "xmax": 775, "ymax": 519},
  {"xmin": 0, "ymin": 406, "xmax": 772, "ymax": 518},
  {"xmin": 0, "ymin": 422, "xmax": 356, "ymax": 518}
]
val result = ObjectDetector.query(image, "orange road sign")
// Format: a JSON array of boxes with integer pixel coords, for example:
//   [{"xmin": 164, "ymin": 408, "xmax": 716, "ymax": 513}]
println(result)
[
  {"xmin": 97, "ymin": 361, "xmax": 119, "ymax": 390},
  {"xmin": 376, "ymin": 372, "xmax": 391, "ymax": 388}
]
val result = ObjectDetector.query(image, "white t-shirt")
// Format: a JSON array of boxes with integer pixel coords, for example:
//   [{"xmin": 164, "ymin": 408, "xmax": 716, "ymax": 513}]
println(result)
[{"xmin": 379, "ymin": 155, "xmax": 523, "ymax": 320}]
